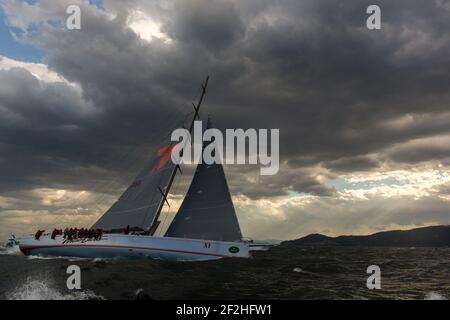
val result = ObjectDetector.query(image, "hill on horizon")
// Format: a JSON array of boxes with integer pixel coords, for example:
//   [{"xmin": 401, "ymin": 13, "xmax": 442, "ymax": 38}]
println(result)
[{"xmin": 281, "ymin": 225, "xmax": 450, "ymax": 247}]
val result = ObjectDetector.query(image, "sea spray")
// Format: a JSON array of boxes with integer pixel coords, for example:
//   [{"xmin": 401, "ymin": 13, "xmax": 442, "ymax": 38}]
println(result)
[
  {"xmin": 6, "ymin": 275, "xmax": 104, "ymax": 300},
  {"xmin": 0, "ymin": 245, "xmax": 21, "ymax": 255},
  {"xmin": 27, "ymin": 255, "xmax": 91, "ymax": 262},
  {"xmin": 424, "ymin": 292, "xmax": 447, "ymax": 300}
]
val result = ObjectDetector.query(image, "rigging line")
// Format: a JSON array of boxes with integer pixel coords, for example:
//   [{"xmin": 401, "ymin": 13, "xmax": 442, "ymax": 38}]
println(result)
[
  {"xmin": 89, "ymin": 79, "xmax": 206, "ymax": 231},
  {"xmin": 66, "ymin": 103, "xmax": 184, "ymax": 211},
  {"xmin": 57, "ymin": 143, "xmax": 146, "ymax": 226},
  {"xmin": 31, "ymin": 170, "xmax": 110, "ymax": 230},
  {"xmin": 25, "ymin": 134, "xmax": 178, "ymax": 231},
  {"xmin": 155, "ymin": 113, "xmax": 201, "ymax": 236},
  {"xmin": 155, "ymin": 114, "xmax": 196, "ymax": 236},
  {"xmin": 23, "ymin": 99, "xmax": 198, "ymax": 233},
  {"xmin": 50, "ymin": 113, "xmax": 192, "ymax": 230},
  {"xmin": 68, "ymin": 127, "xmax": 160, "ymax": 205},
  {"xmin": 148, "ymin": 76, "xmax": 210, "ymax": 234},
  {"xmin": 157, "ymin": 174, "xmax": 181, "ymax": 237},
  {"xmin": 159, "ymin": 209, "xmax": 172, "ymax": 237},
  {"xmin": 166, "ymin": 83, "xmax": 202, "ymax": 122},
  {"xmin": 35, "ymin": 193, "xmax": 84, "ymax": 230},
  {"xmin": 84, "ymin": 129, "xmax": 172, "ymax": 222},
  {"xmin": 156, "ymin": 197, "xmax": 171, "ymax": 237},
  {"xmin": 155, "ymin": 122, "xmax": 193, "ymax": 236}
]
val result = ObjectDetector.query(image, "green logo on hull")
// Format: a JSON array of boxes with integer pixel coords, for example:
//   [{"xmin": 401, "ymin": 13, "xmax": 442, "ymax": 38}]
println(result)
[{"xmin": 229, "ymin": 246, "xmax": 240, "ymax": 254}]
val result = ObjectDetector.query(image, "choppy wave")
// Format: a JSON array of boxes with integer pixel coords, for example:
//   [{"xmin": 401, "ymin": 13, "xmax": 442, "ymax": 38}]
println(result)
[
  {"xmin": 1, "ymin": 246, "xmax": 449, "ymax": 299},
  {"xmin": 6, "ymin": 276, "xmax": 104, "ymax": 300},
  {"xmin": 27, "ymin": 255, "xmax": 92, "ymax": 262},
  {"xmin": 91, "ymin": 256, "xmax": 128, "ymax": 263},
  {"xmin": 0, "ymin": 245, "xmax": 21, "ymax": 255},
  {"xmin": 424, "ymin": 292, "xmax": 447, "ymax": 300},
  {"xmin": 25, "ymin": 255, "xmax": 123, "ymax": 263}
]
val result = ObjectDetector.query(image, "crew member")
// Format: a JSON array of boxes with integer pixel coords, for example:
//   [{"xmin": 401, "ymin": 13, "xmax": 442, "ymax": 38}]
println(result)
[{"xmin": 35, "ymin": 230, "xmax": 45, "ymax": 240}]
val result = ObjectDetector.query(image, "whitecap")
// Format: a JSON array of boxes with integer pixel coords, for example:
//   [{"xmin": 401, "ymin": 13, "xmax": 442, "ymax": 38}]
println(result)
[
  {"xmin": 0, "ymin": 245, "xmax": 21, "ymax": 255},
  {"xmin": 6, "ymin": 276, "xmax": 104, "ymax": 300},
  {"xmin": 91, "ymin": 257, "xmax": 123, "ymax": 263},
  {"xmin": 424, "ymin": 292, "xmax": 447, "ymax": 300},
  {"xmin": 27, "ymin": 255, "xmax": 91, "ymax": 262}
]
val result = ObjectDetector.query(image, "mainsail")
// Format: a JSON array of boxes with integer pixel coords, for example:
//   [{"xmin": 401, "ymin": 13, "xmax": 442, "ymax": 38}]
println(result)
[
  {"xmin": 93, "ymin": 76, "xmax": 210, "ymax": 232},
  {"xmin": 92, "ymin": 141, "xmax": 176, "ymax": 231},
  {"xmin": 165, "ymin": 125, "xmax": 243, "ymax": 242}
]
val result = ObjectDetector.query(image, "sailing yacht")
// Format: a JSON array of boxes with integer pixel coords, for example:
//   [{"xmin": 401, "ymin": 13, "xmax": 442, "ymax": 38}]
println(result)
[{"xmin": 19, "ymin": 77, "xmax": 250, "ymax": 261}]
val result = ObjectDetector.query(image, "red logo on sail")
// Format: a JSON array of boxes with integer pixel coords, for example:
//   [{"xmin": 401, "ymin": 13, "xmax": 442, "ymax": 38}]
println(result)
[{"xmin": 152, "ymin": 144, "xmax": 176, "ymax": 172}]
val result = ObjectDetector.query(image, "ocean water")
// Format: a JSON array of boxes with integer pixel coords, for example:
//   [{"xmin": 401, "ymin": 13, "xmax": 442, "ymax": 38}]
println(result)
[{"xmin": 0, "ymin": 246, "xmax": 448, "ymax": 300}]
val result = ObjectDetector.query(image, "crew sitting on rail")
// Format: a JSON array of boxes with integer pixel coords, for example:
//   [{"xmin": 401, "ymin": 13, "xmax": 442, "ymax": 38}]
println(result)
[
  {"xmin": 61, "ymin": 227, "xmax": 103, "ymax": 241},
  {"xmin": 51, "ymin": 228, "xmax": 62, "ymax": 240},
  {"xmin": 35, "ymin": 230, "xmax": 45, "ymax": 240}
]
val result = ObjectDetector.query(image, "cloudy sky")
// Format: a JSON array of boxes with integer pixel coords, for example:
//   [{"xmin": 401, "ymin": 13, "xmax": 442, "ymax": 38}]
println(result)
[{"xmin": 0, "ymin": 0, "xmax": 449, "ymax": 241}]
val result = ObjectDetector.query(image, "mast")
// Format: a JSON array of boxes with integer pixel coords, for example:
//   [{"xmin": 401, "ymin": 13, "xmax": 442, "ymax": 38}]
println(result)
[{"xmin": 148, "ymin": 76, "xmax": 209, "ymax": 235}]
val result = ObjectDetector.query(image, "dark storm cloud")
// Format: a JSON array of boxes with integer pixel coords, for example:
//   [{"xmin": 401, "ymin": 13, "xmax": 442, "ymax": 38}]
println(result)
[
  {"xmin": 163, "ymin": 0, "xmax": 245, "ymax": 50},
  {"xmin": 1, "ymin": 0, "xmax": 450, "ymax": 201},
  {"xmin": 0, "ymin": 65, "xmax": 172, "ymax": 193},
  {"xmin": 389, "ymin": 145, "xmax": 450, "ymax": 165},
  {"xmin": 386, "ymin": 135, "xmax": 450, "ymax": 164},
  {"xmin": 224, "ymin": 165, "xmax": 336, "ymax": 199},
  {"xmin": 323, "ymin": 155, "xmax": 380, "ymax": 173}
]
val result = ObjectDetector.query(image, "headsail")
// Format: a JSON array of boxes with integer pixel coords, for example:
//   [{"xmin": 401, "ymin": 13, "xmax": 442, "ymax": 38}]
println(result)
[
  {"xmin": 92, "ymin": 141, "xmax": 176, "ymax": 231},
  {"xmin": 165, "ymin": 123, "xmax": 243, "ymax": 242}
]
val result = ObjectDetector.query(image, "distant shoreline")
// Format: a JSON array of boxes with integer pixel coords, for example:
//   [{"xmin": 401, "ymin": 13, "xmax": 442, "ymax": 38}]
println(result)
[{"xmin": 281, "ymin": 225, "xmax": 450, "ymax": 247}]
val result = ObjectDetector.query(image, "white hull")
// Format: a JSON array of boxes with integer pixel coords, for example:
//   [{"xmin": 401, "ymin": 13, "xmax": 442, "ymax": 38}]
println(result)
[{"xmin": 19, "ymin": 234, "xmax": 250, "ymax": 261}]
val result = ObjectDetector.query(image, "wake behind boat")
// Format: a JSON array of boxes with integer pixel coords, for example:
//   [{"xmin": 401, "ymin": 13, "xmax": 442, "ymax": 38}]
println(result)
[{"xmin": 19, "ymin": 77, "xmax": 251, "ymax": 261}]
